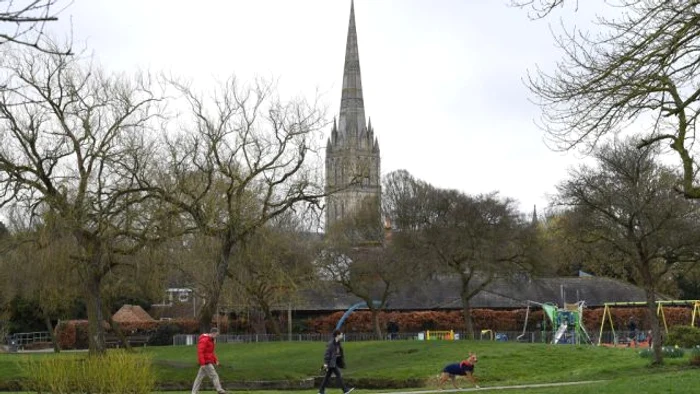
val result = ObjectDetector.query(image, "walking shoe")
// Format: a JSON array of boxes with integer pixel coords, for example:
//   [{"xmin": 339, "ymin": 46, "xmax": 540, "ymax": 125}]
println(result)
[{"xmin": 344, "ymin": 388, "xmax": 355, "ymax": 394}]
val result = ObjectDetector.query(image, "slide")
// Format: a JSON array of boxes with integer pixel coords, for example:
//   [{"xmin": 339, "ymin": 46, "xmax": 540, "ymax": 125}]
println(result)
[{"xmin": 553, "ymin": 322, "xmax": 568, "ymax": 344}]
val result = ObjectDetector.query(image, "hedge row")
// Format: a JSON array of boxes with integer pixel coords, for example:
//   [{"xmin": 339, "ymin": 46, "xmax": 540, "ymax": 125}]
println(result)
[
  {"xmin": 55, "ymin": 306, "xmax": 697, "ymax": 348},
  {"xmin": 302, "ymin": 307, "xmax": 697, "ymax": 334},
  {"xmin": 55, "ymin": 319, "xmax": 228, "ymax": 349}
]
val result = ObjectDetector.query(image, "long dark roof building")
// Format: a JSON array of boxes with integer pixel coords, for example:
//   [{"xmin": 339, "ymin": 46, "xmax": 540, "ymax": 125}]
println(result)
[{"xmin": 295, "ymin": 275, "xmax": 660, "ymax": 312}]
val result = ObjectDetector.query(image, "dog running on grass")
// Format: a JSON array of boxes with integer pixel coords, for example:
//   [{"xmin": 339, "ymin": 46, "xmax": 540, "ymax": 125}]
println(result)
[{"xmin": 436, "ymin": 352, "xmax": 479, "ymax": 390}]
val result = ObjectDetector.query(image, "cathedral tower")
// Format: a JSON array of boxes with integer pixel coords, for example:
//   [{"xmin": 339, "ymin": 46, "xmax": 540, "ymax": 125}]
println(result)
[{"xmin": 325, "ymin": 0, "xmax": 381, "ymax": 238}]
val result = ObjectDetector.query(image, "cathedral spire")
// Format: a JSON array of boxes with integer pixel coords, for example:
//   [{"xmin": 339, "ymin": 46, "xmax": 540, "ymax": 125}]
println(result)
[
  {"xmin": 325, "ymin": 0, "xmax": 381, "ymax": 236},
  {"xmin": 531, "ymin": 205, "xmax": 538, "ymax": 226},
  {"xmin": 338, "ymin": 0, "xmax": 366, "ymax": 140}
]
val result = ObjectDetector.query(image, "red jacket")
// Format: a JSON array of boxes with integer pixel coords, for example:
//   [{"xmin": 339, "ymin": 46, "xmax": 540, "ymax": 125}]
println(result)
[{"xmin": 197, "ymin": 334, "xmax": 218, "ymax": 366}]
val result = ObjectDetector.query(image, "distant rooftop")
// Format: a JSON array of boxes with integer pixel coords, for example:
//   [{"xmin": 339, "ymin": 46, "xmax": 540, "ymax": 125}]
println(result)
[{"xmin": 290, "ymin": 275, "xmax": 662, "ymax": 312}]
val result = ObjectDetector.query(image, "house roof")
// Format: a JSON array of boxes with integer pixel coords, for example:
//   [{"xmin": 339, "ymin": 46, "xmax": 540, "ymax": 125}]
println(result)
[
  {"xmin": 112, "ymin": 304, "xmax": 155, "ymax": 323},
  {"xmin": 291, "ymin": 275, "xmax": 662, "ymax": 311}
]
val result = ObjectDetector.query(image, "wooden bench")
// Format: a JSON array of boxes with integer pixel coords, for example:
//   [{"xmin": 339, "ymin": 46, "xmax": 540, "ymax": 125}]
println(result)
[{"xmin": 105, "ymin": 335, "xmax": 151, "ymax": 348}]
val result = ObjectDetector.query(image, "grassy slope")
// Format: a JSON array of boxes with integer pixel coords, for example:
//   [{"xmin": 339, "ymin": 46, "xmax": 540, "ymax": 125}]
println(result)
[
  {"xmin": 148, "ymin": 340, "xmax": 699, "ymax": 389},
  {"xmin": 2, "ymin": 340, "xmax": 699, "ymax": 392}
]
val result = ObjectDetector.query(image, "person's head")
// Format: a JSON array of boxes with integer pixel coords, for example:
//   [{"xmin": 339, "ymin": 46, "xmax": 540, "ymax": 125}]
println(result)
[
  {"xmin": 333, "ymin": 329, "xmax": 343, "ymax": 341},
  {"xmin": 210, "ymin": 327, "xmax": 219, "ymax": 338}
]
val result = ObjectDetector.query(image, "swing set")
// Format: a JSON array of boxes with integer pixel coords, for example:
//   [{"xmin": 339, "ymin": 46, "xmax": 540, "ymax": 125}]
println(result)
[{"xmin": 597, "ymin": 300, "xmax": 700, "ymax": 346}]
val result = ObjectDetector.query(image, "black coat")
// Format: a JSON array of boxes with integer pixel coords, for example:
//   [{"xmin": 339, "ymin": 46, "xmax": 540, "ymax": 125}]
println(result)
[{"xmin": 323, "ymin": 338, "xmax": 345, "ymax": 368}]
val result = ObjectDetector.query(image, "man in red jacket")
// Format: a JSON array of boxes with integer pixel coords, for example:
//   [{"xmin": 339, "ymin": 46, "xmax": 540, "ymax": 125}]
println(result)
[{"xmin": 191, "ymin": 327, "xmax": 226, "ymax": 394}]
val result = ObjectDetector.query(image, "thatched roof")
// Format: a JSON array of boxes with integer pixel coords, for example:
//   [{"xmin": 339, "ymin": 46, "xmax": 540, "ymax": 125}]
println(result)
[{"xmin": 112, "ymin": 304, "xmax": 155, "ymax": 323}]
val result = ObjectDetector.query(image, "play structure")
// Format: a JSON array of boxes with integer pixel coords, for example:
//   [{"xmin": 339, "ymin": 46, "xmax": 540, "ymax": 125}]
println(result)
[
  {"xmin": 425, "ymin": 330, "xmax": 455, "ymax": 340},
  {"xmin": 480, "ymin": 329, "xmax": 508, "ymax": 341},
  {"xmin": 335, "ymin": 300, "xmax": 382, "ymax": 330},
  {"xmin": 517, "ymin": 300, "xmax": 592, "ymax": 345},
  {"xmin": 597, "ymin": 300, "xmax": 700, "ymax": 346}
]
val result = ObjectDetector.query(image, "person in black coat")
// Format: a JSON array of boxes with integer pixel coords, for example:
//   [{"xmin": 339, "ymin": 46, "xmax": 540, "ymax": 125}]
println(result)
[{"xmin": 318, "ymin": 329, "xmax": 354, "ymax": 394}]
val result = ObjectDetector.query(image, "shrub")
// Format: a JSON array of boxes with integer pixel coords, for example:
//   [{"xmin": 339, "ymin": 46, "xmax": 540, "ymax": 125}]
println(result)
[
  {"xmin": 148, "ymin": 323, "xmax": 182, "ymax": 346},
  {"xmin": 55, "ymin": 321, "xmax": 76, "ymax": 349},
  {"xmin": 689, "ymin": 347, "xmax": 700, "ymax": 367},
  {"xmin": 639, "ymin": 346, "xmax": 685, "ymax": 359},
  {"xmin": 54, "ymin": 319, "xmax": 202, "ymax": 349},
  {"xmin": 74, "ymin": 321, "xmax": 90, "ymax": 349},
  {"xmin": 20, "ymin": 350, "xmax": 155, "ymax": 393},
  {"xmin": 666, "ymin": 325, "xmax": 700, "ymax": 348}
]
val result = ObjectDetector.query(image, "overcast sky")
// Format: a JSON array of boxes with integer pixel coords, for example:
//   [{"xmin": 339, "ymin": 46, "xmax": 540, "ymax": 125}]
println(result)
[{"xmin": 44, "ymin": 0, "xmax": 607, "ymax": 215}]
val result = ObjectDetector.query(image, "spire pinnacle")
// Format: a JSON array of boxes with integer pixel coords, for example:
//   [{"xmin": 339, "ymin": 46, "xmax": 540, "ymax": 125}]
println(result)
[
  {"xmin": 531, "ymin": 205, "xmax": 538, "ymax": 225},
  {"xmin": 338, "ymin": 0, "xmax": 366, "ymax": 140}
]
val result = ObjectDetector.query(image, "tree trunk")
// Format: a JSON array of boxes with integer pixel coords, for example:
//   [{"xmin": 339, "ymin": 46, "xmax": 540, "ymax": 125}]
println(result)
[
  {"xmin": 85, "ymin": 272, "xmax": 107, "ymax": 355},
  {"xmin": 459, "ymin": 273, "xmax": 477, "ymax": 339},
  {"xmin": 43, "ymin": 314, "xmax": 60, "ymax": 353},
  {"xmin": 371, "ymin": 308, "xmax": 382, "ymax": 340},
  {"xmin": 645, "ymin": 289, "xmax": 663, "ymax": 365},
  {"xmin": 103, "ymin": 303, "xmax": 132, "ymax": 351},
  {"xmin": 198, "ymin": 289, "xmax": 217, "ymax": 333},
  {"xmin": 261, "ymin": 303, "xmax": 282, "ymax": 335},
  {"xmin": 462, "ymin": 299, "xmax": 475, "ymax": 339},
  {"xmin": 198, "ymin": 240, "xmax": 232, "ymax": 332}
]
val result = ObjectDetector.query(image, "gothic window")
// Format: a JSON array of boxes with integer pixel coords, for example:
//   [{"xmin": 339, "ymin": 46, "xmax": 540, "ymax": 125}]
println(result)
[
  {"xmin": 334, "ymin": 163, "xmax": 339, "ymax": 186},
  {"xmin": 341, "ymin": 162, "xmax": 345, "ymax": 185},
  {"xmin": 370, "ymin": 158, "xmax": 376, "ymax": 184}
]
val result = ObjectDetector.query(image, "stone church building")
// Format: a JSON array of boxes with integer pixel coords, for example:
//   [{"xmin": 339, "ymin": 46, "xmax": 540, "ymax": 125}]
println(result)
[{"xmin": 324, "ymin": 0, "xmax": 381, "ymax": 234}]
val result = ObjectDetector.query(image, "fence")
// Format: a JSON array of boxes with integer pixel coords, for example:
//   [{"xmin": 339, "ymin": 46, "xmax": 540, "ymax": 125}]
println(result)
[
  {"xmin": 173, "ymin": 332, "xmax": 382, "ymax": 345},
  {"xmin": 173, "ymin": 330, "xmax": 620, "ymax": 345},
  {"xmin": 5, "ymin": 331, "xmax": 51, "ymax": 351}
]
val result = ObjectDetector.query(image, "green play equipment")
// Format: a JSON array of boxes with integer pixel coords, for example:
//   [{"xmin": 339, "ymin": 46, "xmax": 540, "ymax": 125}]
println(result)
[{"xmin": 518, "ymin": 300, "xmax": 592, "ymax": 345}]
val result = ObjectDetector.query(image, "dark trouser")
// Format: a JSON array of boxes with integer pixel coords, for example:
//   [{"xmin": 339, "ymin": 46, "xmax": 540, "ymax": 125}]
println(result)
[{"xmin": 319, "ymin": 366, "xmax": 347, "ymax": 393}]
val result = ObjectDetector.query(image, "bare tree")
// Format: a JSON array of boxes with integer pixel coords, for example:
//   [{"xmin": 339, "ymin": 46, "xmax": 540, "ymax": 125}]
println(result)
[
  {"xmin": 555, "ymin": 138, "xmax": 700, "ymax": 364},
  {"xmin": 143, "ymin": 76, "xmax": 327, "ymax": 332},
  {"xmin": 526, "ymin": 0, "xmax": 700, "ymax": 198},
  {"xmin": 509, "ymin": 0, "xmax": 573, "ymax": 19},
  {"xmin": 534, "ymin": 210, "xmax": 593, "ymax": 276},
  {"xmin": 0, "ymin": 48, "xmax": 165, "ymax": 353},
  {"xmin": 318, "ymin": 197, "xmax": 408, "ymax": 339},
  {"xmin": 0, "ymin": 219, "xmax": 81, "ymax": 352},
  {"xmin": 227, "ymin": 214, "xmax": 317, "ymax": 335},
  {"xmin": 384, "ymin": 170, "xmax": 534, "ymax": 338},
  {"xmin": 382, "ymin": 169, "xmax": 434, "ymax": 232},
  {"xmin": 1, "ymin": 0, "xmax": 71, "ymax": 54}
]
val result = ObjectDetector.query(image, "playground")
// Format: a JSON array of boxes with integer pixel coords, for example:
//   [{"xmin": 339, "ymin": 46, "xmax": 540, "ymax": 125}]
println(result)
[
  {"xmin": 514, "ymin": 300, "xmax": 593, "ymax": 345},
  {"xmin": 473, "ymin": 299, "xmax": 700, "ymax": 349}
]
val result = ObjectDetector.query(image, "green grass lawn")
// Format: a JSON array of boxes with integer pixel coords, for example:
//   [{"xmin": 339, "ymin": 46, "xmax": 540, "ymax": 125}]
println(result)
[{"xmin": 1, "ymin": 340, "xmax": 699, "ymax": 393}]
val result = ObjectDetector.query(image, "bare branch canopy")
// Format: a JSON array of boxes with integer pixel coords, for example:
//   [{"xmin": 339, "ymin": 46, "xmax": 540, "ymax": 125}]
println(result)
[
  {"xmin": 0, "ymin": 0, "xmax": 72, "ymax": 54},
  {"xmin": 526, "ymin": 0, "xmax": 700, "ymax": 198}
]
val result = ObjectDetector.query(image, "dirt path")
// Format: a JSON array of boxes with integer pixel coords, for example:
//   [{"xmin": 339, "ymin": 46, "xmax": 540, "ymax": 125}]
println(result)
[{"xmin": 376, "ymin": 380, "xmax": 604, "ymax": 393}]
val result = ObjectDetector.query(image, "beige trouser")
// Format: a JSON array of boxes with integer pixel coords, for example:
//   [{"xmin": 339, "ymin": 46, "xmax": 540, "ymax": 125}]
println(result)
[{"xmin": 191, "ymin": 363, "xmax": 224, "ymax": 393}]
